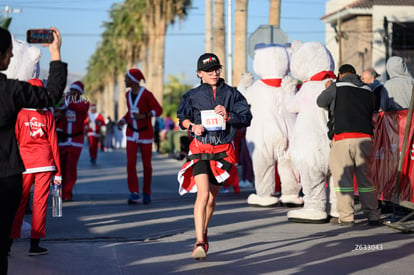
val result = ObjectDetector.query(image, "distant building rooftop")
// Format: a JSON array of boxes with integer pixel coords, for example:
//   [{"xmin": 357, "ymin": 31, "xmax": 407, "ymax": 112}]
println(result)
[{"xmin": 321, "ymin": 0, "xmax": 414, "ymax": 23}]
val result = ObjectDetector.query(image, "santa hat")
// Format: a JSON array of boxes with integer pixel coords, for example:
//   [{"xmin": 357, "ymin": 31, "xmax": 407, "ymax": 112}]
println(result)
[
  {"xmin": 70, "ymin": 81, "xmax": 85, "ymax": 94},
  {"xmin": 127, "ymin": 69, "xmax": 146, "ymax": 84},
  {"xmin": 28, "ymin": 78, "xmax": 44, "ymax": 87}
]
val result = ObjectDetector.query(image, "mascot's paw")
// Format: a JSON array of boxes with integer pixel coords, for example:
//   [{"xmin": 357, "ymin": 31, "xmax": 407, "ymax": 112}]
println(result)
[
  {"xmin": 247, "ymin": 194, "xmax": 279, "ymax": 207},
  {"xmin": 280, "ymin": 195, "xmax": 304, "ymax": 207},
  {"xmin": 287, "ymin": 208, "xmax": 328, "ymax": 224},
  {"xmin": 281, "ymin": 76, "xmax": 298, "ymax": 95},
  {"xmin": 237, "ymin": 72, "xmax": 255, "ymax": 92}
]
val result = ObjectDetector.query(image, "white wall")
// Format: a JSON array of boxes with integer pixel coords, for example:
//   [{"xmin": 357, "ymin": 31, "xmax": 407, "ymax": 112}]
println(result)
[{"xmin": 372, "ymin": 5, "xmax": 414, "ymax": 80}]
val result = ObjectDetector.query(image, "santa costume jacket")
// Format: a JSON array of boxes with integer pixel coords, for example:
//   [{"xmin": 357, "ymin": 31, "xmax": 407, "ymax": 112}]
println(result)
[
  {"xmin": 15, "ymin": 108, "xmax": 61, "ymax": 179},
  {"xmin": 120, "ymin": 87, "xmax": 163, "ymax": 144},
  {"xmin": 56, "ymin": 97, "xmax": 89, "ymax": 148},
  {"xmin": 85, "ymin": 111, "xmax": 106, "ymax": 138}
]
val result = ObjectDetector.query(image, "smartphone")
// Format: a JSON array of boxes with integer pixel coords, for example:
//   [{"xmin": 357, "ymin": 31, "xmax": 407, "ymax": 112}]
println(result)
[{"xmin": 26, "ymin": 29, "xmax": 54, "ymax": 44}]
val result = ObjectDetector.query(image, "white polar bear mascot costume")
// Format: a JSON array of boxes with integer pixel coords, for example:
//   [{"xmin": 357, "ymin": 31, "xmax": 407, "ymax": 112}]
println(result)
[
  {"xmin": 285, "ymin": 40, "xmax": 338, "ymax": 223},
  {"xmin": 238, "ymin": 43, "xmax": 303, "ymax": 207},
  {"xmin": 3, "ymin": 35, "xmax": 42, "ymax": 238},
  {"xmin": 4, "ymin": 36, "xmax": 41, "ymax": 81}
]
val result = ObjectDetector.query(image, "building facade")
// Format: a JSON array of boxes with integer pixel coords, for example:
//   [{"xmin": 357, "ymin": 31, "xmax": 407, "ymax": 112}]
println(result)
[{"xmin": 322, "ymin": 0, "xmax": 414, "ymax": 78}]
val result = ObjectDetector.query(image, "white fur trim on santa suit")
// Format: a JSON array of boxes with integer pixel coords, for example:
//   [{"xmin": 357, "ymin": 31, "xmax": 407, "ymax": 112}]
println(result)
[
  {"xmin": 70, "ymin": 83, "xmax": 84, "ymax": 94},
  {"xmin": 127, "ymin": 69, "xmax": 145, "ymax": 84}
]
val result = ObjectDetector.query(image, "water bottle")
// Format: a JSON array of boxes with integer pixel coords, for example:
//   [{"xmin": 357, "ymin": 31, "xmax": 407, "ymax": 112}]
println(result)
[{"xmin": 52, "ymin": 184, "xmax": 62, "ymax": 217}]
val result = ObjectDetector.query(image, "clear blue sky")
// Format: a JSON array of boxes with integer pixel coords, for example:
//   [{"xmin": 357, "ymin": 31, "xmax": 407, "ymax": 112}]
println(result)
[{"xmin": 4, "ymin": 0, "xmax": 328, "ymax": 85}]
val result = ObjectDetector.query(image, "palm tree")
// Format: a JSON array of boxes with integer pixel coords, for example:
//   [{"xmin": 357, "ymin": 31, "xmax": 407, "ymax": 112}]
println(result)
[
  {"xmin": 85, "ymin": 0, "xmax": 145, "ymax": 120},
  {"xmin": 269, "ymin": 0, "xmax": 281, "ymax": 27},
  {"xmin": 205, "ymin": 0, "xmax": 213, "ymax": 52},
  {"xmin": 233, "ymin": 0, "xmax": 248, "ymax": 86},
  {"xmin": 143, "ymin": 0, "xmax": 191, "ymax": 106},
  {"xmin": 84, "ymin": 0, "xmax": 191, "ymax": 120},
  {"xmin": 213, "ymin": 0, "xmax": 226, "ymax": 80}
]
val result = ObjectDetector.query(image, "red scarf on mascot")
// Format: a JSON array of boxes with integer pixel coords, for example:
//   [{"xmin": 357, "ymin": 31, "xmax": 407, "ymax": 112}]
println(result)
[
  {"xmin": 261, "ymin": 78, "xmax": 282, "ymax": 87},
  {"xmin": 304, "ymin": 71, "xmax": 336, "ymax": 83}
]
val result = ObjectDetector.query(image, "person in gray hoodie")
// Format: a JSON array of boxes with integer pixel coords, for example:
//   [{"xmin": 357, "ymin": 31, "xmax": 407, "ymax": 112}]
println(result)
[{"xmin": 381, "ymin": 56, "xmax": 414, "ymax": 111}]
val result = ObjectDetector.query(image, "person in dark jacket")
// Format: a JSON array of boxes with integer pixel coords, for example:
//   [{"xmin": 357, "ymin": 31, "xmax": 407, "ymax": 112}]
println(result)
[
  {"xmin": 361, "ymin": 68, "xmax": 383, "ymax": 112},
  {"xmin": 381, "ymin": 56, "xmax": 414, "ymax": 111},
  {"xmin": 177, "ymin": 53, "xmax": 252, "ymax": 259},
  {"xmin": 0, "ymin": 27, "xmax": 67, "ymax": 273},
  {"xmin": 317, "ymin": 64, "xmax": 380, "ymax": 227}
]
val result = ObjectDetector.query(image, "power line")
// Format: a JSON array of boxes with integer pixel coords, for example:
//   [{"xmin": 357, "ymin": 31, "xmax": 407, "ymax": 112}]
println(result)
[{"xmin": 4, "ymin": 5, "xmax": 107, "ymax": 12}]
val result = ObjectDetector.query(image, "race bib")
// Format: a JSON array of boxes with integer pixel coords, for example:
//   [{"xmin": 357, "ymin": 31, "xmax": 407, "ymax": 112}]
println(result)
[
  {"xmin": 66, "ymin": 110, "xmax": 76, "ymax": 122},
  {"xmin": 201, "ymin": 110, "xmax": 226, "ymax": 131}
]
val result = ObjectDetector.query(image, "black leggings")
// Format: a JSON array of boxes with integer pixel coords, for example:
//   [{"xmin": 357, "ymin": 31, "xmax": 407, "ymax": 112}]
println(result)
[
  {"xmin": 0, "ymin": 174, "xmax": 23, "ymax": 274},
  {"xmin": 192, "ymin": 160, "xmax": 221, "ymax": 186}
]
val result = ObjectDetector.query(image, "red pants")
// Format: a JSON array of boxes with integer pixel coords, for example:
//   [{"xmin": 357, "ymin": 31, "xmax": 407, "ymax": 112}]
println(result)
[
  {"xmin": 60, "ymin": 146, "xmax": 82, "ymax": 200},
  {"xmin": 127, "ymin": 141, "xmax": 153, "ymax": 195},
  {"xmin": 88, "ymin": 136, "xmax": 99, "ymax": 160},
  {"xmin": 10, "ymin": 172, "xmax": 52, "ymax": 239}
]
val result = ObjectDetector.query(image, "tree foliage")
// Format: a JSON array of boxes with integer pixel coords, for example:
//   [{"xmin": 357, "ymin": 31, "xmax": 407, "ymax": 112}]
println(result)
[
  {"xmin": 162, "ymin": 74, "xmax": 192, "ymax": 119},
  {"xmin": 83, "ymin": 0, "xmax": 192, "ymax": 120}
]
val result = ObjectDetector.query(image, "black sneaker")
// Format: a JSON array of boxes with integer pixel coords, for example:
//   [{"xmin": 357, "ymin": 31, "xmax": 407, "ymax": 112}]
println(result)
[
  {"xmin": 29, "ymin": 246, "xmax": 48, "ymax": 256},
  {"xmin": 143, "ymin": 193, "xmax": 151, "ymax": 205},
  {"xmin": 368, "ymin": 220, "xmax": 381, "ymax": 226},
  {"xmin": 8, "ymin": 239, "xmax": 13, "ymax": 256}
]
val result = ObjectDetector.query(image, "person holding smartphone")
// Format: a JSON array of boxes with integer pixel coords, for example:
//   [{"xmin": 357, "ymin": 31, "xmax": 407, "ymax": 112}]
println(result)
[
  {"xmin": 11, "ymin": 78, "xmax": 62, "ymax": 256},
  {"xmin": 0, "ymin": 27, "xmax": 67, "ymax": 273}
]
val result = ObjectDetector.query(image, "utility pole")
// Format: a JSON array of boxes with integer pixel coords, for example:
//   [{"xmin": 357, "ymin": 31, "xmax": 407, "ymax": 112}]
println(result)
[
  {"xmin": 337, "ymin": 17, "xmax": 342, "ymax": 66},
  {"xmin": 3, "ymin": 5, "xmax": 22, "ymax": 18},
  {"xmin": 226, "ymin": 0, "xmax": 232, "ymax": 85},
  {"xmin": 383, "ymin": 16, "xmax": 390, "ymax": 79},
  {"xmin": 269, "ymin": 0, "xmax": 281, "ymax": 27},
  {"xmin": 1, "ymin": 6, "xmax": 22, "ymax": 28},
  {"xmin": 205, "ymin": 0, "xmax": 213, "ymax": 52}
]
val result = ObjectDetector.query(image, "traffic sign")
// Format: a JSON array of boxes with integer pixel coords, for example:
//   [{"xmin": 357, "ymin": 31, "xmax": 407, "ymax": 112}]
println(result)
[{"xmin": 249, "ymin": 25, "xmax": 289, "ymax": 58}]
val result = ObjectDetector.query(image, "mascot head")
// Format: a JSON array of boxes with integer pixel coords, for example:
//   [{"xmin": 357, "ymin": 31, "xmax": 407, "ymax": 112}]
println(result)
[
  {"xmin": 253, "ymin": 43, "xmax": 290, "ymax": 79},
  {"xmin": 290, "ymin": 40, "xmax": 334, "ymax": 82},
  {"xmin": 3, "ymin": 35, "xmax": 41, "ymax": 81}
]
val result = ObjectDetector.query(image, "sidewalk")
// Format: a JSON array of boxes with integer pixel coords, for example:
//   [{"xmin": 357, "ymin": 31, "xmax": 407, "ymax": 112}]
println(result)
[{"xmin": 8, "ymin": 146, "xmax": 414, "ymax": 275}]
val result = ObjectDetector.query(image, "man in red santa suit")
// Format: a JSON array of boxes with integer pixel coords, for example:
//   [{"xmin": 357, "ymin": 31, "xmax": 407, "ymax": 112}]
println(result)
[
  {"xmin": 10, "ymin": 78, "xmax": 62, "ymax": 256},
  {"xmin": 117, "ymin": 69, "xmax": 163, "ymax": 205},
  {"xmin": 85, "ymin": 104, "xmax": 106, "ymax": 165},
  {"xmin": 55, "ymin": 81, "xmax": 90, "ymax": 201}
]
